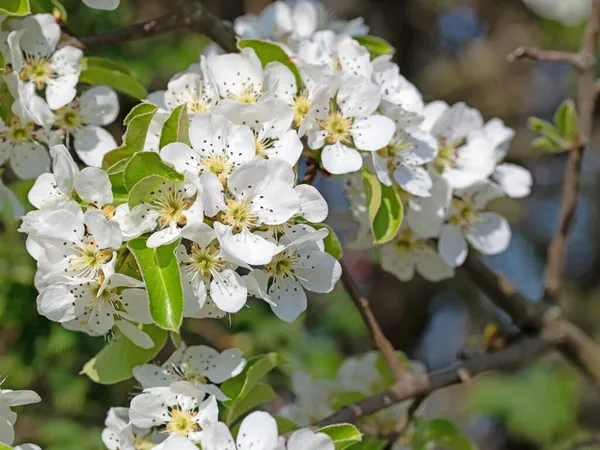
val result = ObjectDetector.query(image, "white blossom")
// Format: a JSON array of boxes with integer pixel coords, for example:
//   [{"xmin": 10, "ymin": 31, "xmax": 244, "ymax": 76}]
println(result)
[{"xmin": 0, "ymin": 386, "xmax": 41, "ymax": 445}]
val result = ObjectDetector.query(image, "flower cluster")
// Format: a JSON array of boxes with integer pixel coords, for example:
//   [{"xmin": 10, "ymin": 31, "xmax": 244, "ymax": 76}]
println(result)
[
  {"xmin": 0, "ymin": 381, "xmax": 42, "ymax": 449},
  {"xmin": 101, "ymin": 342, "xmax": 335, "ymax": 450},
  {"xmin": 0, "ymin": 14, "xmax": 120, "ymax": 188}
]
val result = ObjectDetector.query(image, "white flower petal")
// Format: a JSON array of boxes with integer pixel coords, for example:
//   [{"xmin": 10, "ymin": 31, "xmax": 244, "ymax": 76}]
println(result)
[
  {"xmin": 210, "ymin": 269, "xmax": 247, "ymax": 313},
  {"xmin": 295, "ymin": 184, "xmax": 328, "ymax": 223},
  {"xmin": 393, "ymin": 166, "xmax": 432, "ymax": 197},
  {"xmin": 116, "ymin": 320, "xmax": 154, "ymax": 349},
  {"xmin": 129, "ymin": 393, "xmax": 169, "ymax": 428},
  {"xmin": 269, "ymin": 276, "xmax": 307, "ymax": 322},
  {"xmin": 74, "ymin": 125, "xmax": 117, "ymax": 168},
  {"xmin": 85, "ymin": 209, "xmax": 122, "ymax": 250},
  {"xmin": 321, "ymin": 142, "xmax": 363, "ymax": 174},
  {"xmin": 415, "ymin": 246, "xmax": 454, "ymax": 282},
  {"xmin": 10, "ymin": 141, "xmax": 50, "ymax": 180},
  {"xmin": 204, "ymin": 348, "xmax": 246, "ymax": 383},
  {"xmin": 80, "ymin": 85, "xmax": 120, "ymax": 126},
  {"xmin": 493, "ymin": 163, "xmax": 532, "ymax": 199},
  {"xmin": 214, "ymin": 222, "xmax": 277, "ymax": 266},
  {"xmin": 147, "ymin": 223, "xmax": 182, "ymax": 248},
  {"xmin": 82, "ymin": 0, "xmax": 120, "ymax": 10},
  {"xmin": 75, "ymin": 167, "xmax": 113, "ymax": 206},
  {"xmin": 467, "ymin": 212, "xmax": 511, "ymax": 256},
  {"xmin": 237, "ymin": 412, "xmax": 279, "ymax": 450},
  {"xmin": 294, "ymin": 250, "xmax": 341, "ymax": 293},
  {"xmin": 287, "ymin": 429, "xmax": 334, "ymax": 450},
  {"xmin": 438, "ymin": 224, "xmax": 467, "ymax": 267},
  {"xmin": 351, "ymin": 115, "xmax": 395, "ymax": 151}
]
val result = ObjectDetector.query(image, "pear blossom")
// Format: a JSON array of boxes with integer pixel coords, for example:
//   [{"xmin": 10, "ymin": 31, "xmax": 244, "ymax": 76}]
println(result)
[
  {"xmin": 15, "ymin": 445, "xmax": 43, "ymax": 450},
  {"xmin": 438, "ymin": 180, "xmax": 511, "ymax": 267},
  {"xmin": 176, "ymin": 223, "xmax": 248, "ymax": 314},
  {"xmin": 27, "ymin": 144, "xmax": 113, "ymax": 209},
  {"xmin": 39, "ymin": 271, "xmax": 154, "ymax": 348},
  {"xmin": 163, "ymin": 58, "xmax": 219, "ymax": 115},
  {"xmin": 247, "ymin": 224, "xmax": 341, "ymax": 322},
  {"xmin": 129, "ymin": 384, "xmax": 218, "ymax": 444},
  {"xmin": 380, "ymin": 226, "xmax": 454, "ymax": 282},
  {"xmin": 53, "ymin": 86, "xmax": 119, "ymax": 167},
  {"xmin": 297, "ymin": 31, "xmax": 372, "ymax": 82},
  {"xmin": 7, "ymin": 14, "xmax": 82, "ymax": 110},
  {"xmin": 115, "ymin": 177, "xmax": 200, "ymax": 248},
  {"xmin": 133, "ymin": 344, "xmax": 246, "ymax": 400},
  {"xmin": 203, "ymin": 158, "xmax": 300, "ymax": 265},
  {"xmin": 160, "ymin": 113, "xmax": 255, "ymax": 184},
  {"xmin": 0, "ymin": 386, "xmax": 41, "ymax": 445},
  {"xmin": 208, "ymin": 48, "xmax": 266, "ymax": 103},
  {"xmin": 34, "ymin": 208, "xmax": 121, "ymax": 287},
  {"xmin": 102, "ymin": 407, "xmax": 156, "ymax": 450},
  {"xmin": 422, "ymin": 101, "xmax": 497, "ymax": 189},
  {"xmin": 304, "ymin": 76, "xmax": 395, "ymax": 174},
  {"xmin": 372, "ymin": 130, "xmax": 438, "ymax": 197},
  {"xmin": 0, "ymin": 113, "xmax": 50, "ymax": 179}
]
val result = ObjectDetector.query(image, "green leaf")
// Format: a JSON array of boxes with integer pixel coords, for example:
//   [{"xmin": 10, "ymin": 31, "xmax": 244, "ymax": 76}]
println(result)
[
  {"xmin": 360, "ymin": 168, "xmax": 382, "ymax": 224},
  {"xmin": 0, "ymin": 80, "xmax": 14, "ymax": 124},
  {"xmin": 226, "ymin": 382, "xmax": 277, "ymax": 425},
  {"xmin": 412, "ymin": 418, "xmax": 475, "ymax": 450},
  {"xmin": 238, "ymin": 39, "xmax": 302, "ymax": 89},
  {"xmin": 532, "ymin": 136, "xmax": 567, "ymax": 153},
  {"xmin": 221, "ymin": 353, "xmax": 285, "ymax": 425},
  {"xmin": 127, "ymin": 174, "xmax": 172, "ymax": 209},
  {"xmin": 274, "ymin": 416, "xmax": 299, "ymax": 434},
  {"xmin": 0, "ymin": 0, "xmax": 31, "ymax": 15},
  {"xmin": 31, "ymin": 0, "xmax": 67, "ymax": 18},
  {"xmin": 354, "ymin": 36, "xmax": 395, "ymax": 59},
  {"xmin": 128, "ymin": 237, "xmax": 184, "ymax": 332},
  {"xmin": 316, "ymin": 424, "xmax": 362, "ymax": 450},
  {"xmin": 311, "ymin": 223, "xmax": 343, "ymax": 260},
  {"xmin": 102, "ymin": 103, "xmax": 158, "ymax": 169},
  {"xmin": 372, "ymin": 184, "xmax": 403, "ymax": 244},
  {"xmin": 350, "ymin": 439, "xmax": 387, "ymax": 450},
  {"xmin": 159, "ymin": 103, "xmax": 191, "ymax": 149},
  {"xmin": 123, "ymin": 152, "xmax": 184, "ymax": 191},
  {"xmin": 554, "ymin": 99, "xmax": 578, "ymax": 139},
  {"xmin": 0, "ymin": 442, "xmax": 13, "ymax": 450},
  {"xmin": 81, "ymin": 325, "xmax": 167, "ymax": 384},
  {"xmin": 80, "ymin": 57, "xmax": 147, "ymax": 100}
]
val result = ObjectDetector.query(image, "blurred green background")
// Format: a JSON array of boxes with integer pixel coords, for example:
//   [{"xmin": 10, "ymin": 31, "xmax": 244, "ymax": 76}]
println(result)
[{"xmin": 4, "ymin": 0, "xmax": 600, "ymax": 449}]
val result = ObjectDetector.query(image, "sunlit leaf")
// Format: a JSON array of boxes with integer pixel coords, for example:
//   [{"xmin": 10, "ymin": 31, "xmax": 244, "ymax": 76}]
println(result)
[
  {"xmin": 123, "ymin": 152, "xmax": 183, "ymax": 191},
  {"xmin": 0, "ymin": 0, "xmax": 31, "ymax": 15},
  {"xmin": 80, "ymin": 57, "xmax": 146, "ymax": 99},
  {"xmin": 354, "ymin": 36, "xmax": 395, "ymax": 59},
  {"xmin": 159, "ymin": 103, "xmax": 191, "ymax": 149},
  {"xmin": 81, "ymin": 325, "xmax": 167, "ymax": 384},
  {"xmin": 128, "ymin": 237, "xmax": 184, "ymax": 332},
  {"xmin": 316, "ymin": 423, "xmax": 362, "ymax": 450},
  {"xmin": 372, "ymin": 184, "xmax": 403, "ymax": 244}
]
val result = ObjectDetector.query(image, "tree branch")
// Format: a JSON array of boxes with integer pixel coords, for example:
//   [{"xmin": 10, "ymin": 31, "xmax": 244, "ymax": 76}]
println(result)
[
  {"xmin": 340, "ymin": 261, "xmax": 406, "ymax": 380},
  {"xmin": 316, "ymin": 336, "xmax": 552, "ymax": 426},
  {"xmin": 463, "ymin": 252, "xmax": 600, "ymax": 385},
  {"xmin": 509, "ymin": 1, "xmax": 600, "ymax": 303},
  {"xmin": 74, "ymin": 1, "xmax": 237, "ymax": 53},
  {"xmin": 507, "ymin": 46, "xmax": 586, "ymax": 70}
]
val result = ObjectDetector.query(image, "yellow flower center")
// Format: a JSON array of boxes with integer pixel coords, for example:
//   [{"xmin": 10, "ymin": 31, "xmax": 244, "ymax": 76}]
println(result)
[
  {"xmin": 67, "ymin": 240, "xmax": 114, "ymax": 280},
  {"xmin": 20, "ymin": 57, "xmax": 54, "ymax": 90},
  {"xmin": 319, "ymin": 111, "xmax": 353, "ymax": 145},
  {"xmin": 293, "ymin": 90, "xmax": 311, "ymax": 127},
  {"xmin": 230, "ymin": 86, "xmax": 259, "ymax": 104},
  {"xmin": 448, "ymin": 198, "xmax": 481, "ymax": 228},
  {"xmin": 188, "ymin": 244, "xmax": 224, "ymax": 278},
  {"xmin": 166, "ymin": 409, "xmax": 199, "ymax": 437},
  {"xmin": 434, "ymin": 138, "xmax": 464, "ymax": 173},
  {"xmin": 54, "ymin": 104, "xmax": 89, "ymax": 132},
  {"xmin": 220, "ymin": 198, "xmax": 256, "ymax": 233},
  {"xmin": 265, "ymin": 251, "xmax": 296, "ymax": 278},
  {"xmin": 133, "ymin": 436, "xmax": 156, "ymax": 450},
  {"xmin": 188, "ymin": 98, "xmax": 208, "ymax": 114},
  {"xmin": 201, "ymin": 154, "xmax": 233, "ymax": 184},
  {"xmin": 1, "ymin": 116, "xmax": 36, "ymax": 144},
  {"xmin": 150, "ymin": 188, "xmax": 193, "ymax": 228}
]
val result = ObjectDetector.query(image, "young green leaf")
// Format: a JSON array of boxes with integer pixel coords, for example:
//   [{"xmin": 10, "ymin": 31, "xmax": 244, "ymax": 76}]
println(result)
[
  {"xmin": 354, "ymin": 36, "xmax": 395, "ymax": 59},
  {"xmin": 274, "ymin": 416, "xmax": 300, "ymax": 434},
  {"xmin": 238, "ymin": 39, "xmax": 302, "ymax": 88},
  {"xmin": 330, "ymin": 390, "xmax": 367, "ymax": 410},
  {"xmin": 0, "ymin": 80, "xmax": 14, "ymax": 124},
  {"xmin": 127, "ymin": 174, "xmax": 172, "ymax": 209},
  {"xmin": 225, "ymin": 382, "xmax": 277, "ymax": 425},
  {"xmin": 360, "ymin": 168, "xmax": 382, "ymax": 224},
  {"xmin": 102, "ymin": 103, "xmax": 158, "ymax": 169},
  {"xmin": 316, "ymin": 423, "xmax": 363, "ymax": 450},
  {"xmin": 159, "ymin": 103, "xmax": 191, "ymax": 149},
  {"xmin": 31, "ymin": 0, "xmax": 67, "ymax": 18},
  {"xmin": 310, "ymin": 223, "xmax": 343, "ymax": 260},
  {"xmin": 532, "ymin": 136, "xmax": 566, "ymax": 152},
  {"xmin": 80, "ymin": 57, "xmax": 147, "ymax": 100},
  {"xmin": 0, "ymin": 0, "xmax": 31, "ymax": 15},
  {"xmin": 123, "ymin": 152, "xmax": 184, "ymax": 191},
  {"xmin": 81, "ymin": 325, "xmax": 167, "ymax": 384},
  {"xmin": 220, "ymin": 353, "xmax": 286, "ymax": 424},
  {"xmin": 554, "ymin": 99, "xmax": 578, "ymax": 139},
  {"xmin": 372, "ymin": 184, "xmax": 403, "ymax": 244},
  {"xmin": 128, "ymin": 237, "xmax": 184, "ymax": 332},
  {"xmin": 527, "ymin": 116, "xmax": 573, "ymax": 152}
]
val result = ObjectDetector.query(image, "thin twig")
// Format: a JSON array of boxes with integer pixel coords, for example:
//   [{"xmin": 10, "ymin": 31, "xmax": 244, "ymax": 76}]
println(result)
[
  {"xmin": 74, "ymin": 1, "xmax": 237, "ymax": 53},
  {"xmin": 507, "ymin": 47, "xmax": 586, "ymax": 70},
  {"xmin": 463, "ymin": 252, "xmax": 600, "ymax": 385},
  {"xmin": 509, "ymin": 1, "xmax": 600, "ymax": 304},
  {"xmin": 316, "ymin": 336, "xmax": 552, "ymax": 426},
  {"xmin": 382, "ymin": 396, "xmax": 427, "ymax": 450},
  {"xmin": 340, "ymin": 261, "xmax": 406, "ymax": 380},
  {"xmin": 301, "ymin": 157, "xmax": 320, "ymax": 185}
]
